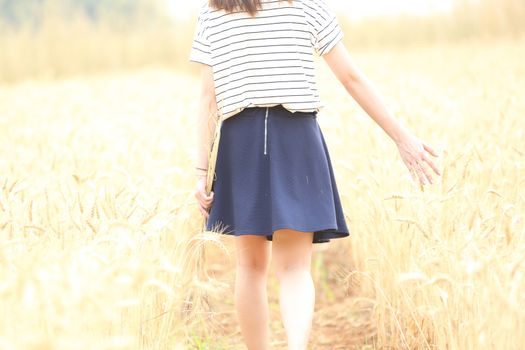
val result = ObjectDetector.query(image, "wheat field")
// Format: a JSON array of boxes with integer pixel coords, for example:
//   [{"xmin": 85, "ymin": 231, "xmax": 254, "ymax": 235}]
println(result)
[{"xmin": 0, "ymin": 35, "xmax": 524, "ymax": 349}]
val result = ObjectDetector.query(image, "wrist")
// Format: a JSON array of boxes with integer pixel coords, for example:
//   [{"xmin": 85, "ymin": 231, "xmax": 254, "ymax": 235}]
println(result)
[{"xmin": 392, "ymin": 126, "xmax": 411, "ymax": 145}]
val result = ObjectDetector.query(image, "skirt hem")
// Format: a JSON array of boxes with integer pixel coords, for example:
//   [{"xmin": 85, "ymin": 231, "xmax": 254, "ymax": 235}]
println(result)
[{"xmin": 205, "ymin": 222, "xmax": 350, "ymax": 244}]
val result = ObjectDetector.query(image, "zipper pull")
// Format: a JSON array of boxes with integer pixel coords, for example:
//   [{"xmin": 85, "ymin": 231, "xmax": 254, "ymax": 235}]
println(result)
[{"xmin": 264, "ymin": 107, "xmax": 269, "ymax": 155}]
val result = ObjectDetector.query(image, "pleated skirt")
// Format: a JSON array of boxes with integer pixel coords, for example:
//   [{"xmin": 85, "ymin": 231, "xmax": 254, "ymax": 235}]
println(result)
[{"xmin": 205, "ymin": 104, "xmax": 350, "ymax": 244}]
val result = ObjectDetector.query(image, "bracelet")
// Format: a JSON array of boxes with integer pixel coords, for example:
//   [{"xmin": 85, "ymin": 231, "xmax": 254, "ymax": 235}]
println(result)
[{"xmin": 195, "ymin": 166, "xmax": 208, "ymax": 178}]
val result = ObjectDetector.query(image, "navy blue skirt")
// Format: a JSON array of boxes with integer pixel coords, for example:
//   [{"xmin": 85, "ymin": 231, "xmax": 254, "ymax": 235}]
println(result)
[{"xmin": 205, "ymin": 104, "xmax": 350, "ymax": 244}]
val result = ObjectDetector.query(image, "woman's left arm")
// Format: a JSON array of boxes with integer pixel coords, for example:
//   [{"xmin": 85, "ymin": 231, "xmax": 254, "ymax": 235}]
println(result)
[{"xmin": 323, "ymin": 42, "xmax": 441, "ymax": 186}]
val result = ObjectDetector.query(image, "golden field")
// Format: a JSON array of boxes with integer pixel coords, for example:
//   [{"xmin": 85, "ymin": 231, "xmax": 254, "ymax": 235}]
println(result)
[{"xmin": 1, "ymin": 34, "xmax": 524, "ymax": 349}]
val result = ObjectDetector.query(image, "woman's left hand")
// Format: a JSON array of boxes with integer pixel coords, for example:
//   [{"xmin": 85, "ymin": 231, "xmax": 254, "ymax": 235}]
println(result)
[{"xmin": 395, "ymin": 132, "xmax": 441, "ymax": 186}]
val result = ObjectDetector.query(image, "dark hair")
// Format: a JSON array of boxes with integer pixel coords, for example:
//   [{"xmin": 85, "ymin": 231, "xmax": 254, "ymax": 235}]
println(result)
[{"xmin": 209, "ymin": 0, "xmax": 293, "ymax": 16}]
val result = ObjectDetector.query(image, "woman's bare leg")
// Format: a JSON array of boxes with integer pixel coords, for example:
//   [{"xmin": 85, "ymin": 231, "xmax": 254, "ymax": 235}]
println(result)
[
  {"xmin": 234, "ymin": 234, "xmax": 272, "ymax": 350},
  {"xmin": 272, "ymin": 229, "xmax": 315, "ymax": 350}
]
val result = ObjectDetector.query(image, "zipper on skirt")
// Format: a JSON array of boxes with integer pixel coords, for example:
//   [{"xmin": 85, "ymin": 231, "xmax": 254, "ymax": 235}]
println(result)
[{"xmin": 264, "ymin": 107, "xmax": 269, "ymax": 155}]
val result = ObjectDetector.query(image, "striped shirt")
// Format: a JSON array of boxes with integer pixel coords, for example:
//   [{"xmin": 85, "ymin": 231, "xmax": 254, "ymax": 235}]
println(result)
[{"xmin": 189, "ymin": 0, "xmax": 344, "ymax": 120}]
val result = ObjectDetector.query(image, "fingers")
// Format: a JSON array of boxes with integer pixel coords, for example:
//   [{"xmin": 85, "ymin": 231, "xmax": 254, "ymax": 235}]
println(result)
[
  {"xmin": 196, "ymin": 190, "xmax": 214, "ymax": 204},
  {"xmin": 418, "ymin": 162, "xmax": 434, "ymax": 185},
  {"xmin": 406, "ymin": 152, "xmax": 433, "ymax": 186},
  {"xmin": 423, "ymin": 143, "xmax": 439, "ymax": 157},
  {"xmin": 407, "ymin": 163, "xmax": 417, "ymax": 183},
  {"xmin": 422, "ymin": 152, "xmax": 441, "ymax": 176},
  {"xmin": 422, "ymin": 143, "xmax": 441, "ymax": 176},
  {"xmin": 399, "ymin": 138, "xmax": 443, "ymax": 187},
  {"xmin": 194, "ymin": 189, "xmax": 214, "ymax": 218},
  {"xmin": 199, "ymin": 204, "xmax": 209, "ymax": 218},
  {"xmin": 413, "ymin": 162, "xmax": 428, "ymax": 185},
  {"xmin": 409, "ymin": 142, "xmax": 441, "ymax": 186}
]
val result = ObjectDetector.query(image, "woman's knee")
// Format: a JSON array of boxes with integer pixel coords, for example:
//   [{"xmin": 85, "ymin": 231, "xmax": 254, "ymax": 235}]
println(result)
[
  {"xmin": 234, "ymin": 234, "xmax": 271, "ymax": 273},
  {"xmin": 272, "ymin": 229, "xmax": 313, "ymax": 279}
]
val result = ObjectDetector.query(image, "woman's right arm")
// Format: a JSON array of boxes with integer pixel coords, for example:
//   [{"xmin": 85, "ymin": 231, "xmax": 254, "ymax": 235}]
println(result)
[
  {"xmin": 194, "ymin": 63, "xmax": 216, "ymax": 218},
  {"xmin": 322, "ymin": 42, "xmax": 440, "ymax": 186},
  {"xmin": 195, "ymin": 63, "xmax": 218, "ymax": 172}
]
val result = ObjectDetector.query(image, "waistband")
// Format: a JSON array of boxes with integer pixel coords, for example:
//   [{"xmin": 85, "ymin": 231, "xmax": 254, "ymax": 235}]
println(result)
[{"xmin": 241, "ymin": 104, "xmax": 317, "ymax": 118}]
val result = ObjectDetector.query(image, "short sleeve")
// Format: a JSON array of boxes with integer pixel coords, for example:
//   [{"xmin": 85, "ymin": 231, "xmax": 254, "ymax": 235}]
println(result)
[
  {"xmin": 304, "ymin": 0, "xmax": 344, "ymax": 56},
  {"xmin": 189, "ymin": 4, "xmax": 212, "ymax": 66}
]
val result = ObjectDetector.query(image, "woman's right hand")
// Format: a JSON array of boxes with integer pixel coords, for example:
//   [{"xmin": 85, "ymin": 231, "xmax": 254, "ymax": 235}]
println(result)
[{"xmin": 194, "ymin": 176, "xmax": 214, "ymax": 218}]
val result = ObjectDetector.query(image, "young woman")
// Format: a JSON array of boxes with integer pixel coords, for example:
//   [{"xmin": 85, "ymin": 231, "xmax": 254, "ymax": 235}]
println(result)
[{"xmin": 190, "ymin": 0, "xmax": 441, "ymax": 349}]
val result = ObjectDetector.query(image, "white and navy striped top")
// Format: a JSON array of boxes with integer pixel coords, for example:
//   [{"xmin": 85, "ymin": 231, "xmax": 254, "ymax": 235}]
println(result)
[{"xmin": 189, "ymin": 0, "xmax": 344, "ymax": 120}]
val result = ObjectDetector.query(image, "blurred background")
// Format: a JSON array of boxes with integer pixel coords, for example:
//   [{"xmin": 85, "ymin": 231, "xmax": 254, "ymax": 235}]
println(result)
[
  {"xmin": 1, "ymin": 0, "xmax": 524, "ymax": 83},
  {"xmin": 1, "ymin": 1, "xmax": 524, "ymax": 349}
]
